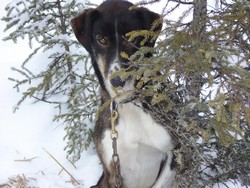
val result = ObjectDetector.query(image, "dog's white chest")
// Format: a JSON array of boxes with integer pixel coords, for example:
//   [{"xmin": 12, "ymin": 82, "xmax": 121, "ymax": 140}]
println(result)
[{"xmin": 102, "ymin": 102, "xmax": 174, "ymax": 188}]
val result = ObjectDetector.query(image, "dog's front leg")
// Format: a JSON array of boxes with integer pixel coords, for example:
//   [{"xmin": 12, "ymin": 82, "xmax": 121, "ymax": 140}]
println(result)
[{"xmin": 152, "ymin": 151, "xmax": 176, "ymax": 188}]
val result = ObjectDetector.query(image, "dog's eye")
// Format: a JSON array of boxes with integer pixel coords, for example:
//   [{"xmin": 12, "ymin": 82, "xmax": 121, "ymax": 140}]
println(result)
[{"xmin": 96, "ymin": 34, "xmax": 109, "ymax": 47}]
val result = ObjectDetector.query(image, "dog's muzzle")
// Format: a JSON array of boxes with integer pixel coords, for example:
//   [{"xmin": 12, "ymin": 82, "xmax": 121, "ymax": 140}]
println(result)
[{"xmin": 110, "ymin": 76, "xmax": 126, "ymax": 88}]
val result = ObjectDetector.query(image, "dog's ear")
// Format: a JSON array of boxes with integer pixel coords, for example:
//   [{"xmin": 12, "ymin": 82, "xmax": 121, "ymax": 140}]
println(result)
[
  {"xmin": 134, "ymin": 8, "xmax": 163, "ymax": 46},
  {"xmin": 71, "ymin": 9, "xmax": 98, "ymax": 52}
]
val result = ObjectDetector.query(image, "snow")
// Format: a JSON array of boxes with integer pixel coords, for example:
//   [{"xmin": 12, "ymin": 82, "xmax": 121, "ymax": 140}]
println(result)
[
  {"xmin": 0, "ymin": 0, "xmax": 101, "ymax": 187},
  {"xmin": 0, "ymin": 0, "xmax": 246, "ymax": 187},
  {"xmin": 0, "ymin": 34, "xmax": 101, "ymax": 186},
  {"xmin": 0, "ymin": 35, "xmax": 101, "ymax": 187}
]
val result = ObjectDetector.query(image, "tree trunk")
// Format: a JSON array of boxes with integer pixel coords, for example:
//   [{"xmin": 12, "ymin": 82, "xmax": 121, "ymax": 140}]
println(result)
[
  {"xmin": 193, "ymin": 0, "xmax": 207, "ymax": 42},
  {"xmin": 187, "ymin": 0, "xmax": 207, "ymax": 98}
]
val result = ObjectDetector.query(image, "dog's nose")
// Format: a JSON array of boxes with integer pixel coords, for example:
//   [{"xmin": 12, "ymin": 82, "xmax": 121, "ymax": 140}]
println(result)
[{"xmin": 110, "ymin": 76, "xmax": 126, "ymax": 88}]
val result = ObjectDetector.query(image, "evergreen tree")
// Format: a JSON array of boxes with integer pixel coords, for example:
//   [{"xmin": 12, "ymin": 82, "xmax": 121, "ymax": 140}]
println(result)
[
  {"xmin": 2, "ymin": 0, "xmax": 99, "ymax": 162},
  {"xmin": 127, "ymin": 0, "xmax": 250, "ymax": 187},
  {"xmin": 2, "ymin": 0, "xmax": 250, "ymax": 186}
]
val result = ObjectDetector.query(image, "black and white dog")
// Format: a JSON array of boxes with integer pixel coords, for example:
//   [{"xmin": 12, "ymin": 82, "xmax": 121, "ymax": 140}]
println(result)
[{"xmin": 71, "ymin": 0, "xmax": 176, "ymax": 187}]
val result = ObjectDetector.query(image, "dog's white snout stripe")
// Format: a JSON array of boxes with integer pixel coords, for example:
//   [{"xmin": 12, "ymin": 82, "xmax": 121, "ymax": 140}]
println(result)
[{"xmin": 109, "ymin": 62, "xmax": 120, "ymax": 74}]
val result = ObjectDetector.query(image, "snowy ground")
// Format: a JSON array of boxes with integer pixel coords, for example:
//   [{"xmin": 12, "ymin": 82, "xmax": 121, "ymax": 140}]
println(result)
[
  {"xmin": 0, "ymin": 0, "xmax": 102, "ymax": 187},
  {"xmin": 0, "ymin": 0, "xmax": 246, "ymax": 187}
]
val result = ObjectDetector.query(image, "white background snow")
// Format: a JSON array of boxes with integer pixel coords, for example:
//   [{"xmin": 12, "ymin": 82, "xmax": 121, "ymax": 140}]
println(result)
[{"xmin": 0, "ymin": 0, "xmax": 245, "ymax": 187}]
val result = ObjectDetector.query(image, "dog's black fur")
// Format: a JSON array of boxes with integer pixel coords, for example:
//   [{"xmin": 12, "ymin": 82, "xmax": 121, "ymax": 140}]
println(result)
[
  {"xmin": 71, "ymin": 0, "xmax": 161, "ymax": 91},
  {"xmin": 71, "ymin": 1, "xmax": 176, "ymax": 187}
]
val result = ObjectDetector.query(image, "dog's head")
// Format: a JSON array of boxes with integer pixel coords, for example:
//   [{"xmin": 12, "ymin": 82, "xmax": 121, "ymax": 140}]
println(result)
[{"xmin": 71, "ymin": 0, "xmax": 162, "ymax": 100}]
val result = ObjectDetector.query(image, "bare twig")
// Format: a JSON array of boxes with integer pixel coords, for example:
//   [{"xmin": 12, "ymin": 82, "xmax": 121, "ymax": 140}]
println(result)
[
  {"xmin": 14, "ymin": 157, "xmax": 38, "ymax": 162},
  {"xmin": 169, "ymin": 0, "xmax": 193, "ymax": 5},
  {"xmin": 43, "ymin": 148, "xmax": 80, "ymax": 185}
]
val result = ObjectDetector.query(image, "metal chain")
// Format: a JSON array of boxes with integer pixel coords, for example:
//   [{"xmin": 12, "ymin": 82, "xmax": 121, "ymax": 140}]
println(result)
[
  {"xmin": 110, "ymin": 101, "xmax": 122, "ymax": 188},
  {"xmin": 112, "ymin": 136, "xmax": 122, "ymax": 187}
]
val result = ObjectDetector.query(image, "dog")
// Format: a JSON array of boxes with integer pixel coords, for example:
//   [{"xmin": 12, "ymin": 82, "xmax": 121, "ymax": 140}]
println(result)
[{"xmin": 71, "ymin": 0, "xmax": 176, "ymax": 187}]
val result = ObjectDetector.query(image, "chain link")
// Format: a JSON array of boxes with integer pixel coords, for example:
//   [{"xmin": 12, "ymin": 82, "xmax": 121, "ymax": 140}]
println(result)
[
  {"xmin": 112, "ymin": 137, "xmax": 122, "ymax": 187},
  {"xmin": 110, "ymin": 101, "xmax": 122, "ymax": 188}
]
